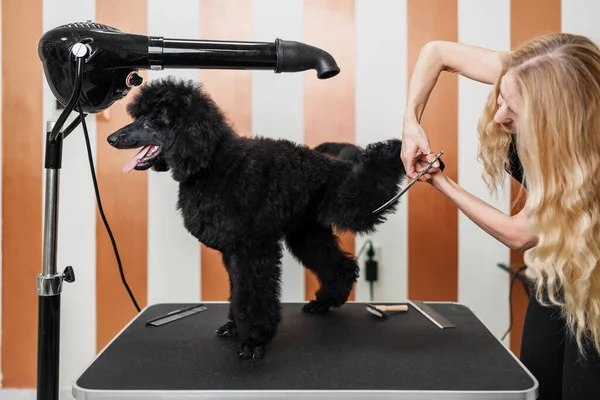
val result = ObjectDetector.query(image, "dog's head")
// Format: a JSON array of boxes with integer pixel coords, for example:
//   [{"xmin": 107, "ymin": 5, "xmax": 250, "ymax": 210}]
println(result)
[{"xmin": 107, "ymin": 77, "xmax": 232, "ymax": 180}]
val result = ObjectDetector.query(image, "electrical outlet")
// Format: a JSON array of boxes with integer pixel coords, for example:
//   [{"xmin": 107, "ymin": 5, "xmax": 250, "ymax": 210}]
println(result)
[
  {"xmin": 355, "ymin": 241, "xmax": 382, "ymax": 274},
  {"xmin": 354, "ymin": 241, "xmax": 383, "ymax": 302}
]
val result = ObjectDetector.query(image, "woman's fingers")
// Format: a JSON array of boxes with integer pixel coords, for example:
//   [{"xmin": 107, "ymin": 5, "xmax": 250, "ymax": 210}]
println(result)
[{"xmin": 414, "ymin": 158, "xmax": 436, "ymax": 181}]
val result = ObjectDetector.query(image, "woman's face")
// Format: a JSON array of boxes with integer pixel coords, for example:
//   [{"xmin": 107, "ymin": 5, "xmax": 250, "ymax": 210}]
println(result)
[{"xmin": 494, "ymin": 72, "xmax": 521, "ymax": 134}]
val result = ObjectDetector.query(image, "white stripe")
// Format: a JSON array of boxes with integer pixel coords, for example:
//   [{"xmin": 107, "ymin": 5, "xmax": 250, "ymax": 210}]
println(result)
[
  {"xmin": 0, "ymin": 0, "xmax": 3, "ymax": 385},
  {"xmin": 0, "ymin": 388, "xmax": 72, "ymax": 399},
  {"xmin": 147, "ymin": 0, "xmax": 202, "ymax": 304},
  {"xmin": 251, "ymin": 0, "xmax": 305, "ymax": 302},
  {"xmin": 354, "ymin": 0, "xmax": 408, "ymax": 302},
  {"xmin": 561, "ymin": 0, "xmax": 600, "ymax": 45},
  {"xmin": 457, "ymin": 0, "xmax": 511, "ymax": 344},
  {"xmin": 42, "ymin": 0, "xmax": 97, "ymax": 389}
]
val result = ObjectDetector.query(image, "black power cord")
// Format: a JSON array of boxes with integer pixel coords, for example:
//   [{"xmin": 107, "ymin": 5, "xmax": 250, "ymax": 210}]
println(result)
[
  {"xmin": 77, "ymin": 104, "xmax": 141, "ymax": 313},
  {"xmin": 354, "ymin": 239, "xmax": 373, "ymax": 260},
  {"xmin": 499, "ymin": 264, "xmax": 530, "ymax": 342}
]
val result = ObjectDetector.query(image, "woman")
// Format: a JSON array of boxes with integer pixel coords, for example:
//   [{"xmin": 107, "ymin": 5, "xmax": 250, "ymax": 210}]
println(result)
[{"xmin": 402, "ymin": 33, "xmax": 600, "ymax": 399}]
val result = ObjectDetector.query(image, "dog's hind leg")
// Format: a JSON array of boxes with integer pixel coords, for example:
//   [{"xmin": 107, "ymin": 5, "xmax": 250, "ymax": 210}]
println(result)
[
  {"xmin": 221, "ymin": 242, "xmax": 283, "ymax": 359},
  {"xmin": 285, "ymin": 222, "xmax": 359, "ymax": 314},
  {"xmin": 216, "ymin": 278, "xmax": 237, "ymax": 338}
]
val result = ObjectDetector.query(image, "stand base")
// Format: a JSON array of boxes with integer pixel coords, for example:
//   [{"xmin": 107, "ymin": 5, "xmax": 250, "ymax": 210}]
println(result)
[
  {"xmin": 72, "ymin": 302, "xmax": 538, "ymax": 399},
  {"xmin": 36, "ymin": 294, "xmax": 61, "ymax": 400}
]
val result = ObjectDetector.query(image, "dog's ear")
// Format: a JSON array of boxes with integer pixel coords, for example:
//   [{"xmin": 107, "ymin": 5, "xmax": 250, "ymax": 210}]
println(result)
[{"xmin": 168, "ymin": 121, "xmax": 225, "ymax": 181}]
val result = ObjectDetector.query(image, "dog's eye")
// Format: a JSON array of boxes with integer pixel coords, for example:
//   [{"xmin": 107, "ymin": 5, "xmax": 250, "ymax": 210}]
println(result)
[{"xmin": 141, "ymin": 120, "xmax": 159, "ymax": 132}]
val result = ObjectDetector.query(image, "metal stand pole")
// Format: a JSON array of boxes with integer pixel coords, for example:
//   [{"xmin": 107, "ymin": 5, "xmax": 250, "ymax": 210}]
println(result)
[
  {"xmin": 36, "ymin": 45, "xmax": 86, "ymax": 400},
  {"xmin": 36, "ymin": 121, "xmax": 76, "ymax": 400}
]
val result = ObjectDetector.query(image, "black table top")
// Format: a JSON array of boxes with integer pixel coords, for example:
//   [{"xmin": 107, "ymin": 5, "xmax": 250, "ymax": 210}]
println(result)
[{"xmin": 74, "ymin": 302, "xmax": 537, "ymax": 399}]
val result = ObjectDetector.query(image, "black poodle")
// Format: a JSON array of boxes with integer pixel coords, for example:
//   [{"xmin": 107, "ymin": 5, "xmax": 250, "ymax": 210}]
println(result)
[{"xmin": 106, "ymin": 76, "xmax": 443, "ymax": 359}]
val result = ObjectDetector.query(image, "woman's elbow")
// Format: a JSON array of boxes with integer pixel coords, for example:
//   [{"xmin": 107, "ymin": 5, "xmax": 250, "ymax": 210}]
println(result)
[
  {"xmin": 507, "ymin": 234, "xmax": 538, "ymax": 252},
  {"xmin": 506, "ymin": 209, "xmax": 537, "ymax": 252}
]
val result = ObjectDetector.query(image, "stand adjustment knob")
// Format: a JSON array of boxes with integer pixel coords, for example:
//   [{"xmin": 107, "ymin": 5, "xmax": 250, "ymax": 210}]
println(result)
[{"xmin": 63, "ymin": 266, "xmax": 75, "ymax": 283}]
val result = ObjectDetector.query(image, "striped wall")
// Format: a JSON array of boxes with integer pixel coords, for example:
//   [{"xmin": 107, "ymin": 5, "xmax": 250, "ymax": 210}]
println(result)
[
  {"xmin": 1, "ymin": 0, "xmax": 599, "ymax": 395},
  {"xmin": 457, "ymin": 0, "xmax": 512, "ymax": 351}
]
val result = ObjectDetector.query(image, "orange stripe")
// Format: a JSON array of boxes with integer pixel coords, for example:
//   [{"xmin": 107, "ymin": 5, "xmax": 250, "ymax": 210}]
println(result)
[
  {"xmin": 1, "ymin": 0, "xmax": 43, "ymax": 388},
  {"xmin": 199, "ymin": 0, "xmax": 253, "ymax": 301},
  {"xmin": 509, "ymin": 0, "xmax": 561, "ymax": 356},
  {"xmin": 302, "ymin": 0, "xmax": 356, "ymax": 301},
  {"xmin": 406, "ymin": 0, "xmax": 459, "ymax": 301},
  {"xmin": 95, "ymin": 0, "xmax": 148, "ymax": 351}
]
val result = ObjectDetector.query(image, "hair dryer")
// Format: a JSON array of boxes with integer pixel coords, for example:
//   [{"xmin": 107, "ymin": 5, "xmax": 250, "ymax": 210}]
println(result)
[{"xmin": 38, "ymin": 21, "xmax": 340, "ymax": 117}]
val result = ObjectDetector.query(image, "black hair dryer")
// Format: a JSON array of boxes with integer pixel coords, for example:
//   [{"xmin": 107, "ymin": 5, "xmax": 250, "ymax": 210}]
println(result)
[{"xmin": 38, "ymin": 21, "xmax": 340, "ymax": 137}]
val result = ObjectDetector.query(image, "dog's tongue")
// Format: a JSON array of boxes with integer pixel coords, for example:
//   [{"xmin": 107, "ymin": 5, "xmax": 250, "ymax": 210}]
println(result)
[{"xmin": 123, "ymin": 145, "xmax": 152, "ymax": 173}]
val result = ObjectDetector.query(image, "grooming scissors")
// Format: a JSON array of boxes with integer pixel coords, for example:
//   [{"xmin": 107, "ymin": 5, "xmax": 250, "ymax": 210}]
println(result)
[{"xmin": 372, "ymin": 151, "xmax": 444, "ymax": 214}]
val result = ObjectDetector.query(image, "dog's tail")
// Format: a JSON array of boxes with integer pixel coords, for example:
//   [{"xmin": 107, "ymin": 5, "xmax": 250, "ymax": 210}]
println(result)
[
  {"xmin": 314, "ymin": 139, "xmax": 445, "ymax": 233},
  {"xmin": 334, "ymin": 139, "xmax": 408, "ymax": 233},
  {"xmin": 313, "ymin": 139, "xmax": 412, "ymax": 234}
]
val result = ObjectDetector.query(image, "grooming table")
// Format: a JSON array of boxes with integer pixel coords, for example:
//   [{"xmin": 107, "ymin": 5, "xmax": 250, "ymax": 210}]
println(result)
[{"xmin": 72, "ymin": 302, "xmax": 538, "ymax": 399}]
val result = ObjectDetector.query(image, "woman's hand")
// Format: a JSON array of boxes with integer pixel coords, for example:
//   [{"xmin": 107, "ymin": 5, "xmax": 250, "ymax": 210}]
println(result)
[
  {"xmin": 401, "ymin": 119, "xmax": 440, "ymax": 182},
  {"xmin": 401, "ymin": 40, "xmax": 504, "ymax": 181},
  {"xmin": 415, "ymin": 157, "xmax": 446, "ymax": 188}
]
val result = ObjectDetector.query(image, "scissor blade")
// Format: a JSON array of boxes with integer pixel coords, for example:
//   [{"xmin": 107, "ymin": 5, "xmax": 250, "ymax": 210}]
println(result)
[
  {"xmin": 372, "ymin": 151, "xmax": 444, "ymax": 214},
  {"xmin": 372, "ymin": 183, "xmax": 412, "ymax": 214}
]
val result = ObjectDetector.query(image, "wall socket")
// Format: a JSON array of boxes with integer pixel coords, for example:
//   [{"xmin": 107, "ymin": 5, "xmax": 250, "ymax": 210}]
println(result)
[
  {"xmin": 355, "ymin": 242, "xmax": 382, "ymax": 276},
  {"xmin": 354, "ymin": 242, "xmax": 382, "ymax": 302}
]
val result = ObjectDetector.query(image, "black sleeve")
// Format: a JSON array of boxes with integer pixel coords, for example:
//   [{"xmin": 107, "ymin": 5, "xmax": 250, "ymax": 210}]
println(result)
[{"xmin": 507, "ymin": 134, "xmax": 525, "ymax": 187}]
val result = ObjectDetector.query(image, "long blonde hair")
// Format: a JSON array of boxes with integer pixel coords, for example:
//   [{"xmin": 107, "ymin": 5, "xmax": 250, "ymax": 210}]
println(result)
[{"xmin": 478, "ymin": 32, "xmax": 600, "ymax": 357}]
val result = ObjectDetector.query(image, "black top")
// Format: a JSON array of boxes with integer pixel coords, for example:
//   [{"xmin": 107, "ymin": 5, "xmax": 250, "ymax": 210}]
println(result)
[
  {"xmin": 75, "ymin": 303, "xmax": 536, "ymax": 393},
  {"xmin": 508, "ymin": 134, "xmax": 525, "ymax": 187}
]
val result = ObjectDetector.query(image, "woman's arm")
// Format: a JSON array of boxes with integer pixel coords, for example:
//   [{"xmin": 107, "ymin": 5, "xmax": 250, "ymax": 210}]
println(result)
[
  {"xmin": 405, "ymin": 40, "xmax": 506, "ymax": 124},
  {"xmin": 402, "ymin": 41, "xmax": 506, "ymax": 180},
  {"xmin": 402, "ymin": 41, "xmax": 533, "ymax": 251},
  {"xmin": 431, "ymin": 173, "xmax": 538, "ymax": 251}
]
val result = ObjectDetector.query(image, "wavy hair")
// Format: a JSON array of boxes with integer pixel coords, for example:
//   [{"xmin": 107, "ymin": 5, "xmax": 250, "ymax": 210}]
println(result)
[{"xmin": 478, "ymin": 32, "xmax": 600, "ymax": 357}]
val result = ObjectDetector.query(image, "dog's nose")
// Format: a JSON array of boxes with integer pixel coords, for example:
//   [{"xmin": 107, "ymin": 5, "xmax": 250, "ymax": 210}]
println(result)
[{"xmin": 107, "ymin": 134, "xmax": 119, "ymax": 146}]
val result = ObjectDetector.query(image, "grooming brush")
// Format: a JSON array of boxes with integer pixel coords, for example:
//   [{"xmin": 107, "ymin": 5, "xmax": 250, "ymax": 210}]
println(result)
[{"xmin": 366, "ymin": 304, "xmax": 409, "ymax": 318}]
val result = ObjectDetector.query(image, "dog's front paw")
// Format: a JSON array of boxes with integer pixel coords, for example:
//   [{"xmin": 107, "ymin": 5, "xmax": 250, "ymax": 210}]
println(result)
[
  {"xmin": 302, "ymin": 300, "xmax": 332, "ymax": 314},
  {"xmin": 236, "ymin": 342, "xmax": 265, "ymax": 359},
  {"xmin": 216, "ymin": 321, "xmax": 237, "ymax": 337}
]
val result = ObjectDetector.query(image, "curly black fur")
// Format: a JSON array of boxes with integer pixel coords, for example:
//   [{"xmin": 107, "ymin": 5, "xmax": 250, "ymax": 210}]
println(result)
[
  {"xmin": 313, "ymin": 142, "xmax": 361, "ymax": 161},
  {"xmin": 106, "ymin": 76, "xmax": 443, "ymax": 359}
]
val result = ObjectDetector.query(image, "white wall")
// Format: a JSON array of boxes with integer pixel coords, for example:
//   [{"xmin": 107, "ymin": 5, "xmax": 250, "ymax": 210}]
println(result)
[
  {"xmin": 457, "ymin": 0, "xmax": 512, "ymax": 344},
  {"xmin": 354, "ymin": 0, "xmax": 409, "ymax": 302},
  {"xmin": 146, "ymin": 0, "xmax": 202, "ymax": 305}
]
